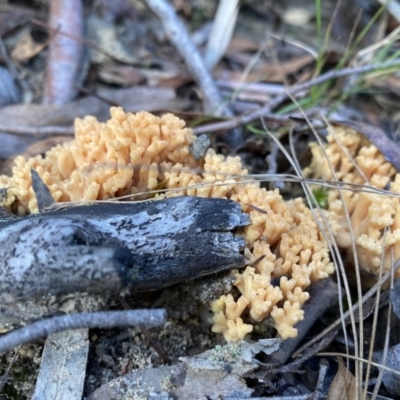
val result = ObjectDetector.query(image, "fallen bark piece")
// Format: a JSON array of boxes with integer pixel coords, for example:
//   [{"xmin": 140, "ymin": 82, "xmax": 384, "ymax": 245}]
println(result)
[
  {"xmin": 0, "ymin": 196, "xmax": 249, "ymax": 303},
  {"xmin": 32, "ymin": 329, "xmax": 89, "ymax": 400},
  {"xmin": 30, "ymin": 169, "xmax": 54, "ymax": 211}
]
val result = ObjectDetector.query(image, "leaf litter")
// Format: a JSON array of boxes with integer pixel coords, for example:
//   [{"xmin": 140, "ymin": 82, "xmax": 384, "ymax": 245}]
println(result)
[{"xmin": 2, "ymin": 0, "xmax": 400, "ymax": 398}]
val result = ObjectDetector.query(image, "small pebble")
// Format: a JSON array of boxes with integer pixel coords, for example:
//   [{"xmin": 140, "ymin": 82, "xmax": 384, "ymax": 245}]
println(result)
[{"xmin": 189, "ymin": 134, "xmax": 211, "ymax": 160}]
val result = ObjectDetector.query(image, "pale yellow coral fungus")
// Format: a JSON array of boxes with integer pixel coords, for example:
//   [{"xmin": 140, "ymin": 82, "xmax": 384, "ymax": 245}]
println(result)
[
  {"xmin": 0, "ymin": 107, "xmax": 335, "ymax": 342},
  {"xmin": 159, "ymin": 153, "xmax": 334, "ymax": 340},
  {"xmin": 305, "ymin": 124, "xmax": 400, "ymax": 278},
  {"xmin": 0, "ymin": 108, "xmax": 196, "ymax": 214},
  {"xmin": 211, "ymin": 186, "xmax": 333, "ymax": 341}
]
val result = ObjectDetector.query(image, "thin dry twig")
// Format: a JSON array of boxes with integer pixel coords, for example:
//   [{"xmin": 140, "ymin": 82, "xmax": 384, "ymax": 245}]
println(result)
[
  {"xmin": 316, "ymin": 352, "xmax": 400, "ymax": 376},
  {"xmin": 144, "ymin": 0, "xmax": 245, "ymax": 150},
  {"xmin": 0, "ymin": 309, "xmax": 166, "ymax": 355},
  {"xmin": 193, "ymin": 59, "xmax": 400, "ymax": 135},
  {"xmin": 371, "ymin": 250, "xmax": 395, "ymax": 399},
  {"xmin": 362, "ymin": 229, "xmax": 388, "ymax": 399},
  {"xmin": 144, "ymin": 0, "xmax": 226, "ymax": 116},
  {"xmin": 193, "ymin": 113, "xmax": 293, "ymax": 135},
  {"xmin": 0, "ymin": 124, "xmax": 74, "ymax": 137}
]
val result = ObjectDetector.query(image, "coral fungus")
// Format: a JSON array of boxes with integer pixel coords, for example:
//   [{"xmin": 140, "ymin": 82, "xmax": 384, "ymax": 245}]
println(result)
[
  {"xmin": 0, "ymin": 108, "xmax": 196, "ymax": 215},
  {"xmin": 304, "ymin": 124, "xmax": 400, "ymax": 278},
  {"xmin": 210, "ymin": 189, "xmax": 333, "ymax": 341},
  {"xmin": 0, "ymin": 107, "xmax": 335, "ymax": 341}
]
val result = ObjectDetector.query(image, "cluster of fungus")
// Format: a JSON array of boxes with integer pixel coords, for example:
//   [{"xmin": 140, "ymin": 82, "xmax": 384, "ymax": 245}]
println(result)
[
  {"xmin": 0, "ymin": 107, "xmax": 334, "ymax": 342},
  {"xmin": 304, "ymin": 124, "xmax": 400, "ymax": 278},
  {"xmin": 0, "ymin": 108, "xmax": 197, "ymax": 214}
]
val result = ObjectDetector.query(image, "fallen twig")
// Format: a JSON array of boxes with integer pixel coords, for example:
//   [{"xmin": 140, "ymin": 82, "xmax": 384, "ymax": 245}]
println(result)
[
  {"xmin": 0, "ymin": 123, "xmax": 74, "ymax": 137},
  {"xmin": 144, "ymin": 0, "xmax": 225, "ymax": 116},
  {"xmin": 193, "ymin": 59, "xmax": 400, "ymax": 135},
  {"xmin": 0, "ymin": 196, "xmax": 248, "ymax": 304},
  {"xmin": 217, "ymin": 80, "xmax": 286, "ymax": 95},
  {"xmin": 0, "ymin": 309, "xmax": 166, "ymax": 354},
  {"xmin": 193, "ymin": 113, "xmax": 293, "ymax": 135},
  {"xmin": 145, "ymin": 0, "xmax": 244, "ymax": 151}
]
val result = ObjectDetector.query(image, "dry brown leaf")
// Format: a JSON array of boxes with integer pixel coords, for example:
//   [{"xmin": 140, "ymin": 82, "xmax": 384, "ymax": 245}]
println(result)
[
  {"xmin": 225, "ymin": 37, "xmax": 261, "ymax": 54},
  {"xmin": 157, "ymin": 75, "xmax": 192, "ymax": 89},
  {"xmin": 327, "ymin": 357, "xmax": 368, "ymax": 400},
  {"xmin": 0, "ymin": 87, "xmax": 187, "ymax": 128},
  {"xmin": 97, "ymin": 65, "xmax": 145, "ymax": 86}
]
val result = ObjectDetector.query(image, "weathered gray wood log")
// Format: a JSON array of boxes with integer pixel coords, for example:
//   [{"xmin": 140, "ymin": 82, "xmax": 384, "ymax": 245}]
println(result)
[{"xmin": 0, "ymin": 196, "xmax": 249, "ymax": 304}]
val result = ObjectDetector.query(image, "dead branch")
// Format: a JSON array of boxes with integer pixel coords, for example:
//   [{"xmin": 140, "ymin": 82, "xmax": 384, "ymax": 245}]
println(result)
[{"xmin": 0, "ymin": 197, "xmax": 248, "ymax": 303}]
